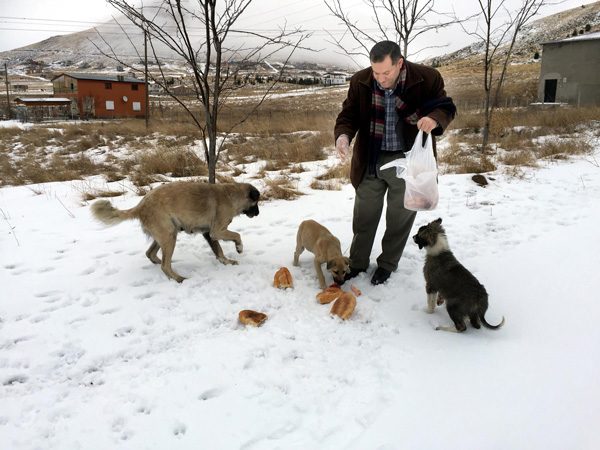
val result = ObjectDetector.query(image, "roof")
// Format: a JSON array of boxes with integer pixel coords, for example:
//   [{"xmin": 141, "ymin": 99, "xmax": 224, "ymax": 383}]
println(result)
[
  {"xmin": 14, "ymin": 97, "xmax": 71, "ymax": 104},
  {"xmin": 542, "ymin": 31, "xmax": 600, "ymax": 46},
  {"xmin": 51, "ymin": 73, "xmax": 143, "ymax": 83}
]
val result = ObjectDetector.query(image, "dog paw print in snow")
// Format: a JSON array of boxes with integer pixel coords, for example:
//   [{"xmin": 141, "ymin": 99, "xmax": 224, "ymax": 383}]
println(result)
[{"xmin": 173, "ymin": 421, "xmax": 187, "ymax": 437}]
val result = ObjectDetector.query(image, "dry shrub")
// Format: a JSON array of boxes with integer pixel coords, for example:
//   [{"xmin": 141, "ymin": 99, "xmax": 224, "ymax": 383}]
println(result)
[
  {"xmin": 262, "ymin": 176, "xmax": 303, "ymax": 201},
  {"xmin": 62, "ymin": 134, "xmax": 107, "ymax": 154},
  {"xmin": 0, "ymin": 127, "xmax": 21, "ymax": 140},
  {"xmin": 498, "ymin": 150, "xmax": 537, "ymax": 166},
  {"xmin": 17, "ymin": 127, "xmax": 61, "ymax": 151},
  {"xmin": 82, "ymin": 190, "xmax": 125, "ymax": 201},
  {"xmin": 450, "ymin": 111, "xmax": 482, "ymax": 132},
  {"xmin": 226, "ymin": 132, "xmax": 328, "ymax": 165},
  {"xmin": 310, "ymin": 179, "xmax": 342, "ymax": 190},
  {"xmin": 497, "ymin": 133, "xmax": 539, "ymax": 151},
  {"xmin": 130, "ymin": 171, "xmax": 161, "ymax": 188},
  {"xmin": 535, "ymin": 139, "xmax": 592, "ymax": 159},
  {"xmin": 218, "ymin": 93, "xmax": 339, "ymax": 135},
  {"xmin": 437, "ymin": 142, "xmax": 473, "ymax": 167},
  {"xmin": 288, "ymin": 164, "xmax": 307, "ymax": 173},
  {"xmin": 518, "ymin": 106, "xmax": 600, "ymax": 132},
  {"xmin": 216, "ymin": 174, "xmax": 236, "ymax": 183},
  {"xmin": 447, "ymin": 153, "xmax": 497, "ymax": 174},
  {"xmin": 0, "ymin": 154, "xmax": 17, "ymax": 186},
  {"xmin": 136, "ymin": 147, "xmax": 208, "ymax": 178},
  {"xmin": 315, "ymin": 161, "xmax": 350, "ymax": 181},
  {"xmin": 262, "ymin": 160, "xmax": 290, "ymax": 171}
]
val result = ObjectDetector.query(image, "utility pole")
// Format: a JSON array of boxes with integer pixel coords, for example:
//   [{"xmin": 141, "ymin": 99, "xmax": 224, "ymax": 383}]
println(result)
[
  {"xmin": 4, "ymin": 63, "xmax": 10, "ymax": 119},
  {"xmin": 144, "ymin": 29, "xmax": 149, "ymax": 129}
]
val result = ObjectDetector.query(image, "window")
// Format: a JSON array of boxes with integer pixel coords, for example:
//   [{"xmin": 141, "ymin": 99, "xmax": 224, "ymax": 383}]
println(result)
[
  {"xmin": 105, "ymin": 82, "xmax": 112, "ymax": 89},
  {"xmin": 106, "ymin": 100, "xmax": 115, "ymax": 110},
  {"xmin": 131, "ymin": 84, "xmax": 139, "ymax": 91},
  {"xmin": 132, "ymin": 102, "xmax": 141, "ymax": 111}
]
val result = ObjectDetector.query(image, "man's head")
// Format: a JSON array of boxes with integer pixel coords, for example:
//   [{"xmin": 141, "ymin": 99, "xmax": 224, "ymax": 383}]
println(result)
[{"xmin": 369, "ymin": 41, "xmax": 403, "ymax": 90}]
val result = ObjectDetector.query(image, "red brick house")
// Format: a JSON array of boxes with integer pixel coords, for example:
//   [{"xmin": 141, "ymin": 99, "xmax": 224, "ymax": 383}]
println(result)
[{"xmin": 51, "ymin": 73, "xmax": 147, "ymax": 119}]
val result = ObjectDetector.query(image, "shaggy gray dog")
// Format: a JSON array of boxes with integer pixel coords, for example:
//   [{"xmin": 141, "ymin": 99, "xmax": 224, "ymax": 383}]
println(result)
[{"xmin": 413, "ymin": 218, "xmax": 505, "ymax": 332}]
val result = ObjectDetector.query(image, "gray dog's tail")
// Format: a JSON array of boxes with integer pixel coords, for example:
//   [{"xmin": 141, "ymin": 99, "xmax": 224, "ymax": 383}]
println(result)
[
  {"xmin": 91, "ymin": 200, "xmax": 138, "ymax": 226},
  {"xmin": 481, "ymin": 315, "xmax": 505, "ymax": 330}
]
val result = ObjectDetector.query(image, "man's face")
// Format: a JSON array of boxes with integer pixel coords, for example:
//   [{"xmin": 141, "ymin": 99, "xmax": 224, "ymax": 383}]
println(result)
[{"xmin": 371, "ymin": 55, "xmax": 403, "ymax": 90}]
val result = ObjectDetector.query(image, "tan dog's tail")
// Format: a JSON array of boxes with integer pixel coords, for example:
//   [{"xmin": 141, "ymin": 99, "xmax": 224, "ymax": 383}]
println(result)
[{"xmin": 91, "ymin": 200, "xmax": 138, "ymax": 225}]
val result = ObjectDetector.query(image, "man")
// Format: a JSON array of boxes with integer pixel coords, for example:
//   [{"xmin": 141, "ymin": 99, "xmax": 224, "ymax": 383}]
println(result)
[{"xmin": 335, "ymin": 40, "xmax": 455, "ymax": 285}]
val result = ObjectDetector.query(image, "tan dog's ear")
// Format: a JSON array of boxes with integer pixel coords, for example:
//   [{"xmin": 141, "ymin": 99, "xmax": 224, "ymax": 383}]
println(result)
[
  {"xmin": 344, "ymin": 257, "xmax": 351, "ymax": 267},
  {"xmin": 326, "ymin": 260, "xmax": 334, "ymax": 270}
]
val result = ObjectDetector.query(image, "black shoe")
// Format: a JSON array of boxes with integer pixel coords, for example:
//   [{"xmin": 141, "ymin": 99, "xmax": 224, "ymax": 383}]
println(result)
[
  {"xmin": 344, "ymin": 267, "xmax": 365, "ymax": 281},
  {"xmin": 371, "ymin": 267, "xmax": 391, "ymax": 285}
]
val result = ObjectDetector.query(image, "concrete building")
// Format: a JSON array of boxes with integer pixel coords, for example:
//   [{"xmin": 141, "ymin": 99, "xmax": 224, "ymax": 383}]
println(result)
[{"xmin": 537, "ymin": 32, "xmax": 600, "ymax": 105}]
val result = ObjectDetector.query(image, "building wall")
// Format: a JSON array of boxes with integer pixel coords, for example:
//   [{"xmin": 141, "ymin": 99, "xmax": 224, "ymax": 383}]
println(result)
[
  {"xmin": 538, "ymin": 39, "xmax": 600, "ymax": 105},
  {"xmin": 54, "ymin": 76, "xmax": 147, "ymax": 118}
]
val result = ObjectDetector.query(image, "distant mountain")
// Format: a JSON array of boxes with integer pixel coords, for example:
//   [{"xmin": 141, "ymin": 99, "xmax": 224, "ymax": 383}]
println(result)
[
  {"xmin": 426, "ymin": 1, "xmax": 600, "ymax": 67},
  {"xmin": 1, "ymin": 1, "xmax": 599, "ymax": 72}
]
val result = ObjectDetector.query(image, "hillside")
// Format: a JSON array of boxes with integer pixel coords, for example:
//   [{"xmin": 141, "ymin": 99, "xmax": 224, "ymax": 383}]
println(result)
[{"xmin": 1, "ymin": 2, "xmax": 599, "ymax": 73}]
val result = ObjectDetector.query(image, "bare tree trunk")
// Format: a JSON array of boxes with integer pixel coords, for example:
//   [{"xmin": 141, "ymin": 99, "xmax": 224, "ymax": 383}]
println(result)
[
  {"xmin": 460, "ymin": 0, "xmax": 547, "ymax": 151},
  {"xmin": 94, "ymin": 0, "xmax": 309, "ymax": 184}
]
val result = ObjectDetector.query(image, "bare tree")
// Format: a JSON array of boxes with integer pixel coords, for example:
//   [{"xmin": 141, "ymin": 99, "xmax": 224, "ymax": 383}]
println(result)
[
  {"xmin": 96, "ymin": 0, "xmax": 310, "ymax": 183},
  {"xmin": 323, "ymin": 0, "xmax": 462, "ymax": 63},
  {"xmin": 461, "ymin": 0, "xmax": 547, "ymax": 150}
]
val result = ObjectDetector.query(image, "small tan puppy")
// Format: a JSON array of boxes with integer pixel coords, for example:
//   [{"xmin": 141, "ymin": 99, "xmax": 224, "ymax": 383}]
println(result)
[{"xmin": 293, "ymin": 220, "xmax": 350, "ymax": 289}]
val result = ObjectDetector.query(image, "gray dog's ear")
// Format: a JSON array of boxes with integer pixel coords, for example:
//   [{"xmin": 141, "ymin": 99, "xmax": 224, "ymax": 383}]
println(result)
[{"xmin": 435, "ymin": 217, "xmax": 442, "ymax": 224}]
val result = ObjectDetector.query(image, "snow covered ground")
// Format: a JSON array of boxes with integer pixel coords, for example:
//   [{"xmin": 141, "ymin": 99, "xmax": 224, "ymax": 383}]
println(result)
[{"xmin": 1, "ymin": 137, "xmax": 600, "ymax": 449}]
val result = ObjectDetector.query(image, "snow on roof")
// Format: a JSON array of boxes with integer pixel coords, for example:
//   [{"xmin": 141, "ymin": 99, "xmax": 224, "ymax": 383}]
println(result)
[
  {"xmin": 543, "ymin": 31, "xmax": 600, "ymax": 45},
  {"xmin": 51, "ymin": 73, "xmax": 142, "ymax": 83},
  {"xmin": 14, "ymin": 97, "xmax": 71, "ymax": 104}
]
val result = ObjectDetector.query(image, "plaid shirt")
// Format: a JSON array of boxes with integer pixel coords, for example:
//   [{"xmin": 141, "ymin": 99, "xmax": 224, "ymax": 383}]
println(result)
[{"xmin": 379, "ymin": 86, "xmax": 404, "ymax": 152}]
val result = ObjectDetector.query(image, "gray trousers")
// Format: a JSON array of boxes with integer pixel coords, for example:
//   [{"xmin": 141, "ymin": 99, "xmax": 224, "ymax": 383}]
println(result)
[{"xmin": 349, "ymin": 151, "xmax": 417, "ymax": 272}]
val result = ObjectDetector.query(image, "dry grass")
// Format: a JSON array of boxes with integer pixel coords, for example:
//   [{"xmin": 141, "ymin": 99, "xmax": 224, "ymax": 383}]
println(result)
[
  {"xmin": 288, "ymin": 164, "xmax": 308, "ymax": 174},
  {"xmin": 498, "ymin": 150, "xmax": 538, "ymax": 167},
  {"xmin": 0, "ymin": 75, "xmax": 597, "ymax": 192},
  {"xmin": 262, "ymin": 176, "xmax": 304, "ymax": 201},
  {"xmin": 310, "ymin": 179, "xmax": 343, "ymax": 190},
  {"xmin": 439, "ymin": 142, "xmax": 497, "ymax": 174},
  {"xmin": 225, "ymin": 131, "xmax": 330, "ymax": 166},
  {"xmin": 534, "ymin": 139, "xmax": 593, "ymax": 160},
  {"xmin": 315, "ymin": 161, "xmax": 350, "ymax": 182},
  {"xmin": 81, "ymin": 190, "xmax": 125, "ymax": 202}
]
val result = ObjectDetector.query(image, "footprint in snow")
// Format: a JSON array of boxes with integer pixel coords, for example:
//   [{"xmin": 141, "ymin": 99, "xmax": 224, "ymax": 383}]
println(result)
[
  {"xmin": 198, "ymin": 388, "xmax": 223, "ymax": 401},
  {"xmin": 3, "ymin": 374, "xmax": 28, "ymax": 386},
  {"xmin": 173, "ymin": 422, "xmax": 187, "ymax": 437},
  {"xmin": 114, "ymin": 327, "xmax": 134, "ymax": 337},
  {"xmin": 78, "ymin": 266, "xmax": 96, "ymax": 276}
]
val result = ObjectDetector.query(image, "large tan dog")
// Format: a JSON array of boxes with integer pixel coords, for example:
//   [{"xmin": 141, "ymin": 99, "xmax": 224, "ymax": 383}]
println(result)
[
  {"xmin": 293, "ymin": 219, "xmax": 350, "ymax": 289},
  {"xmin": 91, "ymin": 181, "xmax": 260, "ymax": 283}
]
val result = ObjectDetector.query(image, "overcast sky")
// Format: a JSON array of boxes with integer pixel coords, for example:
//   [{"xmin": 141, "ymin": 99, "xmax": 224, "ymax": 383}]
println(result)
[{"xmin": 0, "ymin": 0, "xmax": 593, "ymax": 66}]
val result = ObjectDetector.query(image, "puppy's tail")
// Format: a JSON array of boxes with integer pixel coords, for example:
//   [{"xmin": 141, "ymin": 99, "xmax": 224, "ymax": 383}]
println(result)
[
  {"xmin": 480, "ymin": 314, "xmax": 505, "ymax": 330},
  {"xmin": 91, "ymin": 200, "xmax": 138, "ymax": 226}
]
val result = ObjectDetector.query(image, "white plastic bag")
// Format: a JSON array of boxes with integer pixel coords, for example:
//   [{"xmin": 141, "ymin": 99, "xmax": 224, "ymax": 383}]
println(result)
[{"xmin": 380, "ymin": 130, "xmax": 438, "ymax": 211}]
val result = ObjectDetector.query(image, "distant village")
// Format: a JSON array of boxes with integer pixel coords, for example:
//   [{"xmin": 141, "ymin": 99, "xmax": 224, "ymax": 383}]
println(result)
[{"xmin": 2, "ymin": 59, "xmax": 351, "ymax": 122}]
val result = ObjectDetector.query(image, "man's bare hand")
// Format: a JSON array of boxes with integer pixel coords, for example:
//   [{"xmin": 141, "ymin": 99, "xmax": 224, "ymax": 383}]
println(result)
[
  {"xmin": 417, "ymin": 116, "xmax": 438, "ymax": 134},
  {"xmin": 336, "ymin": 134, "xmax": 350, "ymax": 162}
]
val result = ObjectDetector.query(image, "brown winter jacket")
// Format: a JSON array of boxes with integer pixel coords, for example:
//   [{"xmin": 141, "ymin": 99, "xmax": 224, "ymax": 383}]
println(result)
[{"xmin": 334, "ymin": 60, "xmax": 455, "ymax": 188}]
